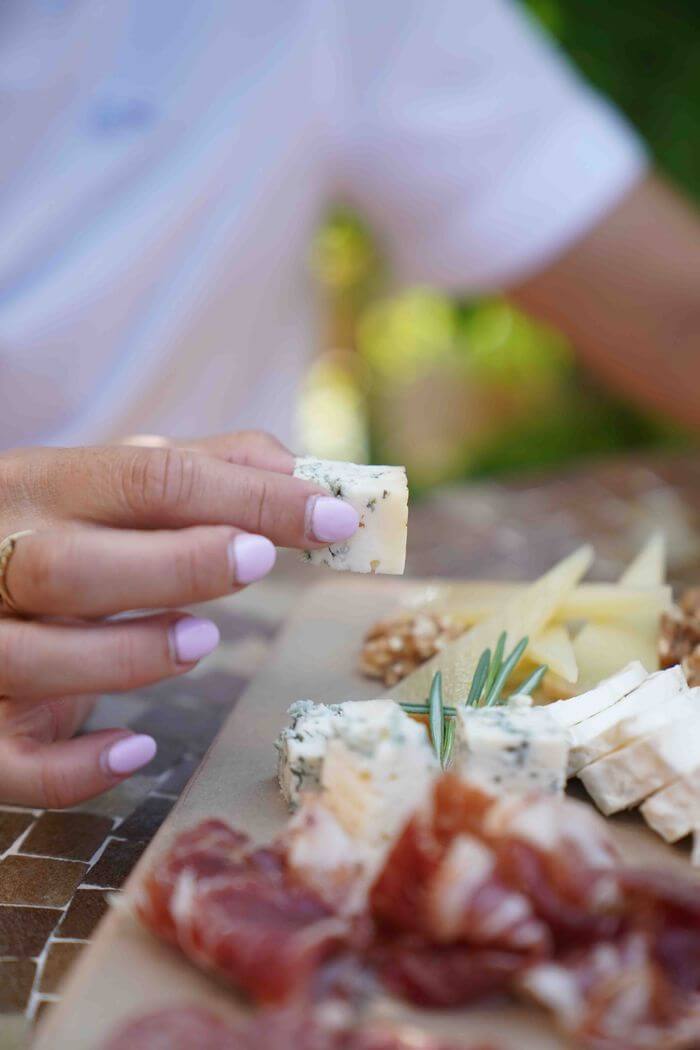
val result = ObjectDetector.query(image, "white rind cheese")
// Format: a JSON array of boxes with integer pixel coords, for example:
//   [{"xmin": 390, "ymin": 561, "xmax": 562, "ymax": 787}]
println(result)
[
  {"xmin": 579, "ymin": 711, "xmax": 700, "ymax": 815},
  {"xmin": 453, "ymin": 699, "xmax": 569, "ymax": 796},
  {"xmin": 319, "ymin": 700, "xmax": 438, "ymax": 849},
  {"xmin": 294, "ymin": 457, "xmax": 408, "ymax": 574},
  {"xmin": 641, "ymin": 768, "xmax": 700, "ymax": 843},
  {"xmin": 546, "ymin": 662, "xmax": 647, "ymax": 729},
  {"xmin": 567, "ymin": 666, "xmax": 687, "ymax": 775}
]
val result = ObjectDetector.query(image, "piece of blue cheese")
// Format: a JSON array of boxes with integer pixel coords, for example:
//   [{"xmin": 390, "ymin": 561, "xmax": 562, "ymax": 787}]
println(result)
[
  {"xmin": 293, "ymin": 457, "xmax": 408, "ymax": 574},
  {"xmin": 453, "ymin": 699, "xmax": 569, "ymax": 796},
  {"xmin": 319, "ymin": 700, "xmax": 439, "ymax": 849},
  {"xmin": 275, "ymin": 699, "xmax": 347, "ymax": 809}
]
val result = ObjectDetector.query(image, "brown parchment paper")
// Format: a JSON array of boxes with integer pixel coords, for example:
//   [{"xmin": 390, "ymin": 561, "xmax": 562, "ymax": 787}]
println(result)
[{"xmin": 35, "ymin": 577, "xmax": 695, "ymax": 1050}]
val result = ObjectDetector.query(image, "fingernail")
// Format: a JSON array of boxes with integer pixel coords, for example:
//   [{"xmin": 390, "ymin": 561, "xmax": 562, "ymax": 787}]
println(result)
[
  {"xmin": 229, "ymin": 534, "xmax": 276, "ymax": 585},
  {"xmin": 308, "ymin": 496, "xmax": 359, "ymax": 543},
  {"xmin": 170, "ymin": 616, "xmax": 220, "ymax": 664},
  {"xmin": 103, "ymin": 734, "xmax": 157, "ymax": 776}
]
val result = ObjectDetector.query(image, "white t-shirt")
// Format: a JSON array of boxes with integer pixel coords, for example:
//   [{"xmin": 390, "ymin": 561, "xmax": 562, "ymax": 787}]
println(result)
[{"xmin": 0, "ymin": 0, "xmax": 646, "ymax": 449}]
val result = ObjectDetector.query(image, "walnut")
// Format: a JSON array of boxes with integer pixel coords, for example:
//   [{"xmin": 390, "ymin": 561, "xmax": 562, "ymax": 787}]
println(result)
[
  {"xmin": 359, "ymin": 611, "xmax": 464, "ymax": 687},
  {"xmin": 659, "ymin": 589, "xmax": 700, "ymax": 687}
]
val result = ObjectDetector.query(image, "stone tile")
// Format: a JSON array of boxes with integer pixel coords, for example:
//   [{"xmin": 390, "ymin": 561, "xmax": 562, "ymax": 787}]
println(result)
[
  {"xmin": 0, "ymin": 960, "xmax": 36, "ymax": 1013},
  {"xmin": 158, "ymin": 755, "xmax": 200, "ymax": 796},
  {"xmin": 0, "ymin": 857, "xmax": 87, "ymax": 908},
  {"xmin": 40, "ymin": 941, "xmax": 85, "ymax": 994},
  {"xmin": 130, "ymin": 703, "xmax": 224, "ymax": 754},
  {"xmin": 82, "ymin": 693, "xmax": 149, "ymax": 733},
  {"xmin": 0, "ymin": 906, "xmax": 61, "ymax": 958},
  {"xmin": 114, "ymin": 795, "xmax": 174, "ymax": 842},
  {"xmin": 84, "ymin": 839, "xmax": 147, "ymax": 890},
  {"xmin": 69, "ymin": 773, "xmax": 156, "ymax": 819},
  {"xmin": 21, "ymin": 811, "xmax": 113, "ymax": 863},
  {"xmin": 58, "ymin": 889, "xmax": 112, "ymax": 940},
  {"xmin": 0, "ymin": 811, "xmax": 34, "ymax": 855}
]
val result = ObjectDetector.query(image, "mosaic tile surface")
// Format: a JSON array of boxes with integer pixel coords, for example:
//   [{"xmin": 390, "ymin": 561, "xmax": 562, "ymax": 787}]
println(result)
[{"xmin": 1, "ymin": 454, "xmax": 698, "ymax": 1041}]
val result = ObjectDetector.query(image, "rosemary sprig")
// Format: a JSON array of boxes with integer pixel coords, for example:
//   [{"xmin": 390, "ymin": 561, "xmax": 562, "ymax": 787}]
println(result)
[
  {"xmin": 428, "ymin": 671, "xmax": 444, "ymax": 765},
  {"xmin": 401, "ymin": 634, "xmax": 547, "ymax": 769}
]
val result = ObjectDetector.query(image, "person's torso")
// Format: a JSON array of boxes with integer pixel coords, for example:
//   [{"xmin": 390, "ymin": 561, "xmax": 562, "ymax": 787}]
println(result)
[{"xmin": 0, "ymin": 0, "xmax": 329, "ymax": 447}]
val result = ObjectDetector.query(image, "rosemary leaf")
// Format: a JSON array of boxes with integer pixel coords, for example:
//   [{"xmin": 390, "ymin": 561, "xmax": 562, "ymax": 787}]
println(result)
[
  {"xmin": 441, "ymin": 717, "xmax": 456, "ymax": 770},
  {"xmin": 513, "ymin": 663, "xmax": 547, "ymax": 698},
  {"xmin": 467, "ymin": 647, "xmax": 492, "ymax": 707},
  {"xmin": 482, "ymin": 631, "xmax": 506, "ymax": 700},
  {"xmin": 428, "ymin": 671, "xmax": 444, "ymax": 763},
  {"xmin": 401, "ymin": 701, "xmax": 458, "ymax": 717},
  {"xmin": 484, "ymin": 636, "xmax": 529, "ymax": 707}
]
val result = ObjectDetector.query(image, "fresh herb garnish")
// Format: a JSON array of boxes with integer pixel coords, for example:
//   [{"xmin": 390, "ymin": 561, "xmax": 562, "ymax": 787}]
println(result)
[{"xmin": 401, "ymin": 634, "xmax": 547, "ymax": 768}]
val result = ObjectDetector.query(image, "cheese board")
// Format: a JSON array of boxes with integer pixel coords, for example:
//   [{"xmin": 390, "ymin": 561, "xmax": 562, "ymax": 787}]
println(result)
[{"xmin": 36, "ymin": 574, "xmax": 699, "ymax": 1050}]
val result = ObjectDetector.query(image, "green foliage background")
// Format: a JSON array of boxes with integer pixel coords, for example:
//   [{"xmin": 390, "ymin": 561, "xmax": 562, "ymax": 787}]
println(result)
[{"xmin": 308, "ymin": 1, "xmax": 699, "ymax": 487}]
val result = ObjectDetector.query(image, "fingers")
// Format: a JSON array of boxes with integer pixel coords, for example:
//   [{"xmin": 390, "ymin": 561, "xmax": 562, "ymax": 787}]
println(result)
[
  {"xmin": 4, "ymin": 525, "xmax": 276, "ymax": 618},
  {"xmin": 0, "ymin": 613, "xmax": 220, "ymax": 700},
  {"xmin": 44, "ymin": 446, "xmax": 358, "ymax": 548},
  {"xmin": 0, "ymin": 728, "xmax": 157, "ymax": 808},
  {"xmin": 0, "ymin": 695, "xmax": 97, "ymax": 741},
  {"xmin": 179, "ymin": 430, "xmax": 295, "ymax": 475}
]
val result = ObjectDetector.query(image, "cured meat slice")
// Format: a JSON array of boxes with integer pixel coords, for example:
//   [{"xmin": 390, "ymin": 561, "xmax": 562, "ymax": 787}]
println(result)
[
  {"xmin": 521, "ymin": 934, "xmax": 700, "ymax": 1050},
  {"xmin": 102, "ymin": 1006, "xmax": 240, "ymax": 1050},
  {"xmin": 137, "ymin": 821, "xmax": 353, "ymax": 1003},
  {"xmin": 369, "ymin": 775, "xmax": 622, "ymax": 1005},
  {"xmin": 102, "ymin": 1004, "xmax": 496, "ymax": 1050}
]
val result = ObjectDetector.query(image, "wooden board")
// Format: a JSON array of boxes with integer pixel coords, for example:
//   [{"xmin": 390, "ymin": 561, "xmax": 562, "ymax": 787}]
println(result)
[{"xmin": 35, "ymin": 577, "xmax": 695, "ymax": 1050}]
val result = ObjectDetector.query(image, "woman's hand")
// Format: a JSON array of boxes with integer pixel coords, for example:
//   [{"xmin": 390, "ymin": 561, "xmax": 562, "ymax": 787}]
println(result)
[{"xmin": 0, "ymin": 431, "xmax": 358, "ymax": 808}]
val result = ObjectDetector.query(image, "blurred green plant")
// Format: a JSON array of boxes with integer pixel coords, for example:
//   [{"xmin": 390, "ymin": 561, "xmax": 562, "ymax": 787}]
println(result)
[{"xmin": 306, "ymin": 1, "xmax": 698, "ymax": 484}]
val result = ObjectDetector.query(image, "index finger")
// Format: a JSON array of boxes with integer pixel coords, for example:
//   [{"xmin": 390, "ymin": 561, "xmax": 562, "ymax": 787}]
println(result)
[{"xmin": 48, "ymin": 446, "xmax": 359, "ymax": 549}]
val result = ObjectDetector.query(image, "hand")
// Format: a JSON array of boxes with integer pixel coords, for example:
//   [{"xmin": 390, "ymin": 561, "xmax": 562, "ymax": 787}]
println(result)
[{"xmin": 0, "ymin": 431, "xmax": 359, "ymax": 807}]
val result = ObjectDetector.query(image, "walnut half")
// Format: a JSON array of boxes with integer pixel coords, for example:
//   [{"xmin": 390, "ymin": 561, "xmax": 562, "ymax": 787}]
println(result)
[
  {"xmin": 359, "ymin": 611, "xmax": 464, "ymax": 687},
  {"xmin": 659, "ymin": 587, "xmax": 700, "ymax": 687}
]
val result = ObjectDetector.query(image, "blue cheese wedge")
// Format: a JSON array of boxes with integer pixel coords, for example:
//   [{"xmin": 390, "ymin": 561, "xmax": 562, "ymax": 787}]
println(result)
[
  {"xmin": 453, "ymin": 698, "xmax": 569, "ymax": 796},
  {"xmin": 566, "ymin": 665, "xmax": 687, "ymax": 775},
  {"xmin": 294, "ymin": 457, "xmax": 408, "ymax": 574},
  {"xmin": 545, "ymin": 662, "xmax": 647, "ymax": 730},
  {"xmin": 319, "ymin": 700, "xmax": 439, "ymax": 849},
  {"xmin": 275, "ymin": 699, "xmax": 346, "ymax": 809},
  {"xmin": 579, "ymin": 709, "xmax": 700, "ymax": 815},
  {"xmin": 641, "ymin": 765, "xmax": 700, "ymax": 843},
  {"xmin": 276, "ymin": 698, "xmax": 437, "ymax": 821}
]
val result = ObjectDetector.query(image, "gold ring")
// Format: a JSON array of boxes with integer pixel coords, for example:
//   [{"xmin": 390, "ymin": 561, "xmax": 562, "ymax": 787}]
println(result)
[{"xmin": 0, "ymin": 530, "xmax": 35, "ymax": 616}]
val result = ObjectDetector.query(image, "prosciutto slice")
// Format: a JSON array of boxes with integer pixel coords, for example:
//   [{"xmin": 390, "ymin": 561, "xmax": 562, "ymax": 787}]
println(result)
[
  {"xmin": 102, "ymin": 1005, "xmax": 496, "ymax": 1050},
  {"xmin": 137, "ymin": 820, "xmax": 354, "ymax": 1003}
]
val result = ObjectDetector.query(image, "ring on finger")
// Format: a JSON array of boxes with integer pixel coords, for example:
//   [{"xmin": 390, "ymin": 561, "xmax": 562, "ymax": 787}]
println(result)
[{"xmin": 0, "ymin": 530, "xmax": 36, "ymax": 617}]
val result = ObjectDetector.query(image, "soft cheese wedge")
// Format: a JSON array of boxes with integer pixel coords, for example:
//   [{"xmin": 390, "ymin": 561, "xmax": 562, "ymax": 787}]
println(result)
[
  {"xmin": 641, "ymin": 767, "xmax": 700, "ymax": 843},
  {"xmin": 294, "ymin": 457, "xmax": 408, "ymax": 574},
  {"xmin": 546, "ymin": 662, "xmax": 647, "ymax": 730},
  {"xmin": 453, "ymin": 697, "xmax": 569, "ymax": 796},
  {"xmin": 567, "ymin": 665, "xmax": 687, "ymax": 775},
  {"xmin": 579, "ymin": 710, "xmax": 700, "ymax": 815},
  {"xmin": 320, "ymin": 701, "xmax": 438, "ymax": 849}
]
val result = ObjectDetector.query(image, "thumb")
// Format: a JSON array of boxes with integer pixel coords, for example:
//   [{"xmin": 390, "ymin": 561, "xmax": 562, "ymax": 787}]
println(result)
[{"xmin": 0, "ymin": 730, "xmax": 157, "ymax": 809}]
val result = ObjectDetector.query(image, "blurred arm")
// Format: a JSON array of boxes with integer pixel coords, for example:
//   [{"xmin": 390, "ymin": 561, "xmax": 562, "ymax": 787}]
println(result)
[{"xmin": 509, "ymin": 175, "xmax": 700, "ymax": 429}]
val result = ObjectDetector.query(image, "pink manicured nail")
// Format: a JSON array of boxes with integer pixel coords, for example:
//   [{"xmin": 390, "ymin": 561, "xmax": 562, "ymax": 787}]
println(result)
[
  {"xmin": 103, "ymin": 734, "xmax": 157, "ymax": 776},
  {"xmin": 229, "ymin": 534, "xmax": 276, "ymax": 585},
  {"xmin": 170, "ymin": 616, "xmax": 220, "ymax": 664},
  {"xmin": 308, "ymin": 496, "xmax": 359, "ymax": 543}
]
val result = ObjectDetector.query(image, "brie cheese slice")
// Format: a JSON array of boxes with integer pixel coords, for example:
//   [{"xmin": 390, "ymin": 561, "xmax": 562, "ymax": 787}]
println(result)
[
  {"xmin": 641, "ymin": 765, "xmax": 700, "ymax": 843},
  {"xmin": 546, "ymin": 662, "xmax": 647, "ymax": 730},
  {"xmin": 579, "ymin": 710, "xmax": 700, "ymax": 815},
  {"xmin": 567, "ymin": 665, "xmax": 687, "ymax": 775}
]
